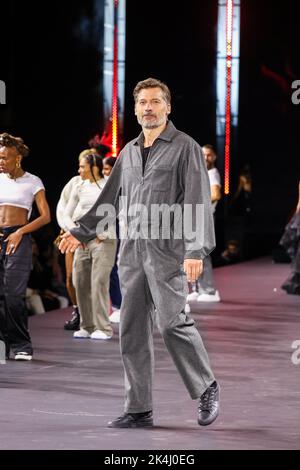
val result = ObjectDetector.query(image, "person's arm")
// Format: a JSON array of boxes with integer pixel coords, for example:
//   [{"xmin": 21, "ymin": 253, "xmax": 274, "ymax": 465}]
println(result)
[
  {"xmin": 56, "ymin": 177, "xmax": 80, "ymax": 230},
  {"xmin": 63, "ymin": 187, "xmax": 80, "ymax": 231},
  {"xmin": 296, "ymin": 180, "xmax": 300, "ymax": 213},
  {"xmin": 59, "ymin": 152, "xmax": 123, "ymax": 253},
  {"xmin": 209, "ymin": 168, "xmax": 222, "ymax": 203},
  {"xmin": 71, "ymin": 154, "xmax": 123, "ymax": 242},
  {"xmin": 5, "ymin": 190, "xmax": 51, "ymax": 255},
  {"xmin": 180, "ymin": 141, "xmax": 216, "ymax": 281},
  {"xmin": 232, "ymin": 176, "xmax": 243, "ymax": 201},
  {"xmin": 211, "ymin": 184, "xmax": 221, "ymax": 203}
]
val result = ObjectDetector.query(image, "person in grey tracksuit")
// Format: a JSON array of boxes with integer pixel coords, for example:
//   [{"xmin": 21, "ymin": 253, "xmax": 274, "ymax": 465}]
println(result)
[{"xmin": 61, "ymin": 78, "xmax": 220, "ymax": 427}]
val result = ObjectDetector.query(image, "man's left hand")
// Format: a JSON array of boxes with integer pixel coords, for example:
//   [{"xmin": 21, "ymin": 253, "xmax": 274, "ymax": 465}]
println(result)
[{"xmin": 184, "ymin": 259, "xmax": 203, "ymax": 282}]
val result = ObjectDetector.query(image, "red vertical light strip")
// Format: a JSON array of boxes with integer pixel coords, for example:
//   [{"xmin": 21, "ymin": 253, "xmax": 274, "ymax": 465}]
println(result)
[
  {"xmin": 112, "ymin": 0, "xmax": 118, "ymax": 157},
  {"xmin": 224, "ymin": 0, "xmax": 233, "ymax": 195}
]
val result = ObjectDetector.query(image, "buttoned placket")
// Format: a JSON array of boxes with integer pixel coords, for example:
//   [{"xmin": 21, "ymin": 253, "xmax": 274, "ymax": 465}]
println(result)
[{"xmin": 134, "ymin": 140, "xmax": 159, "ymax": 251}]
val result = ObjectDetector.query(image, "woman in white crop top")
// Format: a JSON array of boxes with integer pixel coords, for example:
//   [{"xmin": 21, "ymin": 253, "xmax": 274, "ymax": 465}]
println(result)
[{"xmin": 0, "ymin": 133, "xmax": 51, "ymax": 361}]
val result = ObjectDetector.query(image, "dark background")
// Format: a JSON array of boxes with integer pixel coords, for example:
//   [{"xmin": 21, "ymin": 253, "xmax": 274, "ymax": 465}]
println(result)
[{"xmin": 0, "ymin": 0, "xmax": 299, "ymax": 255}]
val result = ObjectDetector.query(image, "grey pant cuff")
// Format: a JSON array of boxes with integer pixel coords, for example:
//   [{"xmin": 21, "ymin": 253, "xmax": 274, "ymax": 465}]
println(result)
[
  {"xmin": 125, "ymin": 406, "xmax": 153, "ymax": 414},
  {"xmin": 191, "ymin": 377, "xmax": 216, "ymax": 400}
]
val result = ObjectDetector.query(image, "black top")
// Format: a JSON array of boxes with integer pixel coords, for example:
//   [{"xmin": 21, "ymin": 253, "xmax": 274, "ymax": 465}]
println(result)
[{"xmin": 142, "ymin": 146, "xmax": 151, "ymax": 174}]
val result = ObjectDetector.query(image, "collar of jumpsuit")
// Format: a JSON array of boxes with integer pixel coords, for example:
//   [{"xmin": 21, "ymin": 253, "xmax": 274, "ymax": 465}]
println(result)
[{"xmin": 132, "ymin": 120, "xmax": 176, "ymax": 147}]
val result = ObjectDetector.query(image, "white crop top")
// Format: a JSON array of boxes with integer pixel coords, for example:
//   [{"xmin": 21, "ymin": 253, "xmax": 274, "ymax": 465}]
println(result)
[{"xmin": 0, "ymin": 171, "xmax": 45, "ymax": 218}]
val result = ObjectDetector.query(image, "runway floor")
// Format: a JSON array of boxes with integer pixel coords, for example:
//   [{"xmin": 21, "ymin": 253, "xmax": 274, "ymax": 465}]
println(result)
[{"xmin": 1, "ymin": 257, "xmax": 299, "ymax": 450}]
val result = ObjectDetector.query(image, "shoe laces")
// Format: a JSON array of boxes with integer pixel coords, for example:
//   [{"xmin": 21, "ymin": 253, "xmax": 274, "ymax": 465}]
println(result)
[
  {"xmin": 69, "ymin": 311, "xmax": 78, "ymax": 320},
  {"xmin": 198, "ymin": 384, "xmax": 217, "ymax": 412}
]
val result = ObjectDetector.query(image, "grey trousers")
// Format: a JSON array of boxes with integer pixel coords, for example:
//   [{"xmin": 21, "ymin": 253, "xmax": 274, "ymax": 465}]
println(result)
[
  {"xmin": 118, "ymin": 240, "xmax": 215, "ymax": 413},
  {"xmin": 197, "ymin": 255, "xmax": 217, "ymax": 294},
  {"xmin": 73, "ymin": 239, "xmax": 117, "ymax": 336}
]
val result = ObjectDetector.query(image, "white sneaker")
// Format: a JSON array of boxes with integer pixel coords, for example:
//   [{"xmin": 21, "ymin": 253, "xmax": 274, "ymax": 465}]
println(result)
[
  {"xmin": 15, "ymin": 352, "xmax": 32, "ymax": 361},
  {"xmin": 90, "ymin": 330, "xmax": 112, "ymax": 340},
  {"xmin": 110, "ymin": 309, "xmax": 121, "ymax": 323},
  {"xmin": 197, "ymin": 290, "xmax": 221, "ymax": 302},
  {"xmin": 73, "ymin": 328, "xmax": 91, "ymax": 338},
  {"xmin": 184, "ymin": 303, "xmax": 191, "ymax": 314},
  {"xmin": 186, "ymin": 291, "xmax": 199, "ymax": 302}
]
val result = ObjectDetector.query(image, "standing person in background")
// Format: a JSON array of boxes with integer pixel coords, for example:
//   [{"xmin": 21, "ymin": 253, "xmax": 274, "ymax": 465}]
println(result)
[
  {"xmin": 63, "ymin": 153, "xmax": 116, "ymax": 340},
  {"xmin": 102, "ymin": 156, "xmax": 122, "ymax": 323},
  {"xmin": 280, "ymin": 180, "xmax": 300, "ymax": 295},
  {"xmin": 187, "ymin": 144, "xmax": 221, "ymax": 304},
  {"xmin": 56, "ymin": 148, "xmax": 100, "ymax": 331},
  {"xmin": 103, "ymin": 156, "xmax": 117, "ymax": 180},
  {"xmin": 0, "ymin": 133, "xmax": 51, "ymax": 361},
  {"xmin": 228, "ymin": 165, "xmax": 253, "ymax": 259},
  {"xmin": 230, "ymin": 164, "xmax": 252, "ymax": 217}
]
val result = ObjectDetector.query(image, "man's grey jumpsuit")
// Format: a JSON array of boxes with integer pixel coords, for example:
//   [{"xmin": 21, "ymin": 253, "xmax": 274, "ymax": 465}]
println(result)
[{"xmin": 71, "ymin": 121, "xmax": 216, "ymax": 413}]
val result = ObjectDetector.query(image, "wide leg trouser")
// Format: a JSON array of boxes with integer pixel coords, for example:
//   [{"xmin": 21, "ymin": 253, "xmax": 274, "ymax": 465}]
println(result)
[
  {"xmin": 73, "ymin": 239, "xmax": 117, "ymax": 336},
  {"xmin": 0, "ymin": 228, "xmax": 33, "ymax": 356},
  {"xmin": 118, "ymin": 240, "xmax": 215, "ymax": 413}
]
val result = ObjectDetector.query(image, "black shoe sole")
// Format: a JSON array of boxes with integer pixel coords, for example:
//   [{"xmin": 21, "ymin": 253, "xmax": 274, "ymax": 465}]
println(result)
[
  {"xmin": 64, "ymin": 324, "xmax": 80, "ymax": 331},
  {"xmin": 108, "ymin": 420, "xmax": 153, "ymax": 429}
]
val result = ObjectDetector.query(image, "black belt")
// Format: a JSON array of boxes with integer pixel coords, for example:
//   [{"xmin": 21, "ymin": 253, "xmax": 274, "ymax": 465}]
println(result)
[{"xmin": 0, "ymin": 226, "xmax": 23, "ymax": 236}]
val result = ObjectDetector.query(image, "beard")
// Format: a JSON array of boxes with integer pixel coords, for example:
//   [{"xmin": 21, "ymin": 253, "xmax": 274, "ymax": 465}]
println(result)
[
  {"xmin": 138, "ymin": 114, "xmax": 167, "ymax": 129},
  {"xmin": 206, "ymin": 162, "xmax": 214, "ymax": 170}
]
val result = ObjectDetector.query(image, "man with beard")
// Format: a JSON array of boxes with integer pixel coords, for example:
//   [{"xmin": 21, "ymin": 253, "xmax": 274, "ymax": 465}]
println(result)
[
  {"xmin": 187, "ymin": 144, "xmax": 221, "ymax": 303},
  {"xmin": 59, "ymin": 78, "xmax": 220, "ymax": 428}
]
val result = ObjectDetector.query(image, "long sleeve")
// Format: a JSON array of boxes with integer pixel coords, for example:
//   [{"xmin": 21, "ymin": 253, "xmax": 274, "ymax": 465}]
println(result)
[
  {"xmin": 70, "ymin": 153, "xmax": 123, "ymax": 243},
  {"xmin": 180, "ymin": 141, "xmax": 216, "ymax": 260},
  {"xmin": 63, "ymin": 186, "xmax": 80, "ymax": 231},
  {"xmin": 56, "ymin": 176, "xmax": 81, "ymax": 231}
]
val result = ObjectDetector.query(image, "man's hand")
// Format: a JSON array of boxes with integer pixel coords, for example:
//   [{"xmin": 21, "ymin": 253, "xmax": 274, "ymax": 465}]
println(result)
[
  {"xmin": 59, "ymin": 231, "xmax": 81, "ymax": 254},
  {"xmin": 184, "ymin": 259, "xmax": 203, "ymax": 283}
]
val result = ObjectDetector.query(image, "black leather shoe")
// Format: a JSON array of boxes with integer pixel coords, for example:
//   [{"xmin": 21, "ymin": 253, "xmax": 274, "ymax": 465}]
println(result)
[
  {"xmin": 64, "ymin": 307, "xmax": 80, "ymax": 331},
  {"xmin": 108, "ymin": 411, "xmax": 153, "ymax": 428},
  {"xmin": 198, "ymin": 381, "xmax": 220, "ymax": 426}
]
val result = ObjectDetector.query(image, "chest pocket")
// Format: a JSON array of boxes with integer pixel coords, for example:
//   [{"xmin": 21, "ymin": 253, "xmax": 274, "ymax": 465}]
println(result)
[{"xmin": 151, "ymin": 166, "xmax": 173, "ymax": 192}]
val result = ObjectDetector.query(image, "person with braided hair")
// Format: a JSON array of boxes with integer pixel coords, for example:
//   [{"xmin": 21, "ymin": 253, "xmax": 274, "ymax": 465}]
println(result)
[
  {"xmin": 56, "ymin": 148, "xmax": 100, "ymax": 331},
  {"xmin": 0, "ymin": 133, "xmax": 51, "ymax": 361},
  {"xmin": 61, "ymin": 152, "xmax": 117, "ymax": 340}
]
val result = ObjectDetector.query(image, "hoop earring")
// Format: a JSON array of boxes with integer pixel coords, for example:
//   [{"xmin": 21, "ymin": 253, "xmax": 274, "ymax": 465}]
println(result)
[{"xmin": 16, "ymin": 161, "xmax": 21, "ymax": 169}]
